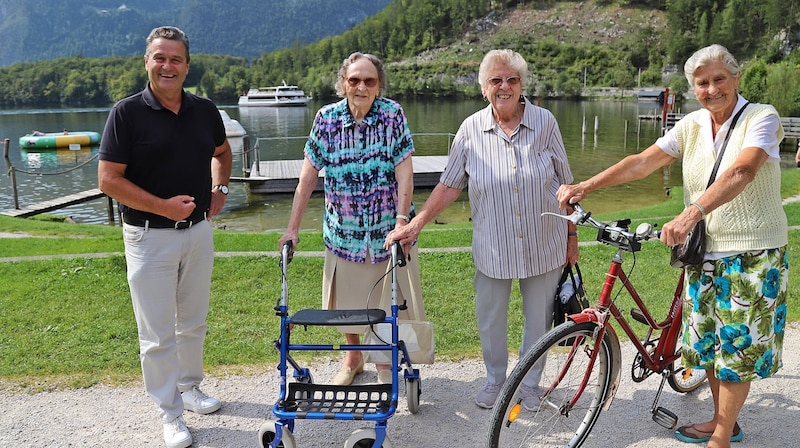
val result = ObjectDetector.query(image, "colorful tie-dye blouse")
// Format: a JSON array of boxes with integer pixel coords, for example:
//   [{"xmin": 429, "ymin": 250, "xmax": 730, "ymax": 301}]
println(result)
[{"xmin": 304, "ymin": 97, "xmax": 415, "ymax": 264}]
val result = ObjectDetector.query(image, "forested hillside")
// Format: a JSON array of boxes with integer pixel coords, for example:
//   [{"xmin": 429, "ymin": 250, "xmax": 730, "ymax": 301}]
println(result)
[
  {"xmin": 0, "ymin": 0, "xmax": 391, "ymax": 66},
  {"xmin": 1, "ymin": 0, "xmax": 799, "ymax": 114}
]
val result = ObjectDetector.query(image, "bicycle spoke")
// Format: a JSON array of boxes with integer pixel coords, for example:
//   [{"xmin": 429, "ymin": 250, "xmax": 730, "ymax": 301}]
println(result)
[{"xmin": 489, "ymin": 322, "xmax": 615, "ymax": 447}]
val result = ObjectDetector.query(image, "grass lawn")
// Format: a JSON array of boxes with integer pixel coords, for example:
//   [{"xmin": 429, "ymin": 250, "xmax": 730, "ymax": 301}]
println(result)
[{"xmin": 1, "ymin": 169, "xmax": 799, "ymax": 391}]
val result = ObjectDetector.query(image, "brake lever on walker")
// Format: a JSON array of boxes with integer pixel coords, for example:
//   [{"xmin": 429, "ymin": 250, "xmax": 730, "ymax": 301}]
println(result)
[{"xmin": 392, "ymin": 241, "xmax": 407, "ymax": 267}]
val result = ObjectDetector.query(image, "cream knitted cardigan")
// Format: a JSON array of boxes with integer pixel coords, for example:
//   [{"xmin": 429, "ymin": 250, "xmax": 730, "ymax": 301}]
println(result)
[{"xmin": 676, "ymin": 103, "xmax": 787, "ymax": 253}]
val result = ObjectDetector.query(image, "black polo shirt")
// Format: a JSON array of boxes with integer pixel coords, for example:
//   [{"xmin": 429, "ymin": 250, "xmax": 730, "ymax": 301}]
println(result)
[{"xmin": 99, "ymin": 85, "xmax": 226, "ymax": 222}]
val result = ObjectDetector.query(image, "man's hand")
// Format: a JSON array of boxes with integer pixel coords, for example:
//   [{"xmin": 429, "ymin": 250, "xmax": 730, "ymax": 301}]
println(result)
[
  {"xmin": 164, "ymin": 195, "xmax": 197, "ymax": 222},
  {"xmin": 208, "ymin": 189, "xmax": 227, "ymax": 218}
]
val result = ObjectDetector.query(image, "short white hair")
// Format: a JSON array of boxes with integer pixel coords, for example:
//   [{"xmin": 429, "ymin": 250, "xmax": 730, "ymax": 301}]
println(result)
[
  {"xmin": 478, "ymin": 49, "xmax": 529, "ymax": 88},
  {"xmin": 684, "ymin": 44, "xmax": 740, "ymax": 85}
]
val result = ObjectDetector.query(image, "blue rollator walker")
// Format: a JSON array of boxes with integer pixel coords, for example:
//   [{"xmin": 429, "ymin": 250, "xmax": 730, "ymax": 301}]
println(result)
[{"xmin": 258, "ymin": 241, "xmax": 422, "ymax": 448}]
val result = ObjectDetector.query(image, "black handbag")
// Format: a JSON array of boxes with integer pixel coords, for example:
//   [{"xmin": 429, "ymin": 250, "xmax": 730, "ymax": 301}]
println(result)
[
  {"xmin": 670, "ymin": 220, "xmax": 706, "ymax": 268},
  {"xmin": 553, "ymin": 263, "xmax": 589, "ymax": 327},
  {"xmin": 670, "ymin": 102, "xmax": 749, "ymax": 269}
]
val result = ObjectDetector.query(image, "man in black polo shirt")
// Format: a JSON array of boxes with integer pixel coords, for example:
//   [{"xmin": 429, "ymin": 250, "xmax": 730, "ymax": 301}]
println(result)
[{"xmin": 98, "ymin": 26, "xmax": 231, "ymax": 448}]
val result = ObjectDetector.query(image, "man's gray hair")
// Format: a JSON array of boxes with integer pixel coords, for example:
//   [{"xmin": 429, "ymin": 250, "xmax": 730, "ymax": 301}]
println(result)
[{"xmin": 146, "ymin": 26, "xmax": 190, "ymax": 62}]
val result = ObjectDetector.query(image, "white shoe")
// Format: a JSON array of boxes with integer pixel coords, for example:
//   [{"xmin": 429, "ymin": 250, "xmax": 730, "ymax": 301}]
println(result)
[
  {"xmin": 163, "ymin": 415, "xmax": 192, "ymax": 448},
  {"xmin": 182, "ymin": 386, "xmax": 221, "ymax": 414}
]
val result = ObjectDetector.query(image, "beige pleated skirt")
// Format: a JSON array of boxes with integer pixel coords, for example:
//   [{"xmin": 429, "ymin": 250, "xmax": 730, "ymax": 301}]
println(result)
[{"xmin": 322, "ymin": 246, "xmax": 426, "ymax": 333}]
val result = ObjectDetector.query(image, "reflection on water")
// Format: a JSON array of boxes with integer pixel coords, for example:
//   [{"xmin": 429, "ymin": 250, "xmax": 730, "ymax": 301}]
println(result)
[
  {"xmin": 20, "ymin": 146, "xmax": 98, "ymax": 170},
  {"xmin": 2, "ymin": 99, "xmax": 796, "ymax": 232}
]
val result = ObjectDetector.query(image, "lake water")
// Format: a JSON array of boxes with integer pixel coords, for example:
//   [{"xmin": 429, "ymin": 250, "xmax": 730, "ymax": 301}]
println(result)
[{"xmin": 2, "ymin": 98, "xmax": 794, "ymax": 232}]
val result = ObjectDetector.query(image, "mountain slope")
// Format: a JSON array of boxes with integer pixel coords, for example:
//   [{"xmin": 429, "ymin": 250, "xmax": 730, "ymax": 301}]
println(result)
[{"xmin": 0, "ymin": 0, "xmax": 392, "ymax": 66}]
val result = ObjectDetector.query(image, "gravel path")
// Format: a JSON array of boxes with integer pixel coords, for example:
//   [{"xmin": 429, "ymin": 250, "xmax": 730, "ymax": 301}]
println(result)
[{"xmin": 1, "ymin": 323, "xmax": 798, "ymax": 448}]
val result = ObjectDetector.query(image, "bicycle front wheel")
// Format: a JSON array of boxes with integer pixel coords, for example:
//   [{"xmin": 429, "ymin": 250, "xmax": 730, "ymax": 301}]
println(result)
[{"xmin": 488, "ymin": 321, "xmax": 616, "ymax": 448}]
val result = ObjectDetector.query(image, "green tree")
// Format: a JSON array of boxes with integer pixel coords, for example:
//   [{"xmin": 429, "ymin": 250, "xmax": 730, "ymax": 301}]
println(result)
[
  {"xmin": 739, "ymin": 58, "xmax": 769, "ymax": 103},
  {"xmin": 764, "ymin": 62, "xmax": 800, "ymax": 117}
]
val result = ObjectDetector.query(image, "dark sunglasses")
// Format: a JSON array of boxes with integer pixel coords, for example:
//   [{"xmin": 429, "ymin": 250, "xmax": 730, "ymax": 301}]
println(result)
[
  {"xmin": 346, "ymin": 77, "xmax": 378, "ymax": 88},
  {"xmin": 488, "ymin": 76, "xmax": 521, "ymax": 86}
]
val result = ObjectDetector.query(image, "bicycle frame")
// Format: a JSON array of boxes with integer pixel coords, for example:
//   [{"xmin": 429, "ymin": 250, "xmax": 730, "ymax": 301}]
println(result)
[
  {"xmin": 487, "ymin": 205, "xmax": 706, "ymax": 446},
  {"xmin": 558, "ymin": 245, "xmax": 686, "ymax": 412}
]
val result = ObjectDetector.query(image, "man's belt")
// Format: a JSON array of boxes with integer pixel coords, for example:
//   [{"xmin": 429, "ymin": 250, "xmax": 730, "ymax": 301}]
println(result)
[{"xmin": 122, "ymin": 212, "xmax": 206, "ymax": 229}]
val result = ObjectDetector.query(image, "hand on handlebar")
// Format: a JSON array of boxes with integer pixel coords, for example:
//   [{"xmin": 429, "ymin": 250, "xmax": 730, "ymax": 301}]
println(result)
[
  {"xmin": 658, "ymin": 214, "xmax": 696, "ymax": 247},
  {"xmin": 557, "ymin": 183, "xmax": 587, "ymax": 209},
  {"xmin": 278, "ymin": 232, "xmax": 299, "ymax": 257},
  {"xmin": 384, "ymin": 220, "xmax": 419, "ymax": 256}
]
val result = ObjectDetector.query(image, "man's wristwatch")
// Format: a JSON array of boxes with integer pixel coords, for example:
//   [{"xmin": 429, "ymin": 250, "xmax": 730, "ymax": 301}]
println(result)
[{"xmin": 212, "ymin": 185, "xmax": 229, "ymax": 195}]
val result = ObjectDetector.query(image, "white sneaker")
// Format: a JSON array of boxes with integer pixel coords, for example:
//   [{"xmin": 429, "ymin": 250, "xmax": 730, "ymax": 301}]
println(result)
[
  {"xmin": 163, "ymin": 415, "xmax": 192, "ymax": 448},
  {"xmin": 182, "ymin": 386, "xmax": 221, "ymax": 414}
]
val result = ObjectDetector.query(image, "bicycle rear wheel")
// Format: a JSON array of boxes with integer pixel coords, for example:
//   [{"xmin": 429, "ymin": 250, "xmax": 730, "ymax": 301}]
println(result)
[
  {"xmin": 488, "ymin": 321, "xmax": 616, "ymax": 448},
  {"xmin": 667, "ymin": 328, "xmax": 707, "ymax": 393}
]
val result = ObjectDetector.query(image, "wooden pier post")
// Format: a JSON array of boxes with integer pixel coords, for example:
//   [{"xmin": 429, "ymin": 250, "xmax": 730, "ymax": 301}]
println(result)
[
  {"xmin": 242, "ymin": 134, "xmax": 251, "ymax": 177},
  {"xmin": 2, "ymin": 138, "xmax": 20, "ymax": 209}
]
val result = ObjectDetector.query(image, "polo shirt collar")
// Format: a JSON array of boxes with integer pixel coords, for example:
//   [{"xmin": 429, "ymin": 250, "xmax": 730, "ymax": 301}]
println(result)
[{"xmin": 142, "ymin": 84, "xmax": 194, "ymax": 112}]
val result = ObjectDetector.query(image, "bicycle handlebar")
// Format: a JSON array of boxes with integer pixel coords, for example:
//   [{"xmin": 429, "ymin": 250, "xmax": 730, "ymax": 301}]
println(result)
[{"xmin": 542, "ymin": 203, "xmax": 660, "ymax": 252}]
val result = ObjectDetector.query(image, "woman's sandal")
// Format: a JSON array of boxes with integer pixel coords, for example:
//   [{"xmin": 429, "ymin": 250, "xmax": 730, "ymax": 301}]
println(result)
[{"xmin": 674, "ymin": 421, "xmax": 743, "ymax": 443}]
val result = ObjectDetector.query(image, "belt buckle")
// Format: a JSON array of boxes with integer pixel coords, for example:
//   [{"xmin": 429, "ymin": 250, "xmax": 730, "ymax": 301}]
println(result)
[{"xmin": 175, "ymin": 220, "xmax": 192, "ymax": 230}]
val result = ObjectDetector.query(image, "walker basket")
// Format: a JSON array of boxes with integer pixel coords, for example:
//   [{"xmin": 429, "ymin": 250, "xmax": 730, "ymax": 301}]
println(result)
[{"xmin": 280, "ymin": 383, "xmax": 393, "ymax": 419}]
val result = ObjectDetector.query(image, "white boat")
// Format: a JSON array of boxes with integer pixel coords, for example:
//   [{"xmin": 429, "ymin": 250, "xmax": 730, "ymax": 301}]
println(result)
[{"xmin": 238, "ymin": 81, "xmax": 312, "ymax": 107}]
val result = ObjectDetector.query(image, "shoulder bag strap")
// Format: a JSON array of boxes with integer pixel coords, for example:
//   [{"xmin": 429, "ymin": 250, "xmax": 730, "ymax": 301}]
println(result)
[{"xmin": 707, "ymin": 102, "xmax": 750, "ymax": 188}]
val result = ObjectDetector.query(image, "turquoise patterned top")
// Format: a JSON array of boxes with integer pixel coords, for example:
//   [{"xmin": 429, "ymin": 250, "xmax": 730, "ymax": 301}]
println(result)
[{"xmin": 304, "ymin": 97, "xmax": 415, "ymax": 263}]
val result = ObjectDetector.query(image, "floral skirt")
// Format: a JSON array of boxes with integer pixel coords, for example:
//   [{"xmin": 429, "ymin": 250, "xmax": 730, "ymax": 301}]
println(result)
[{"xmin": 681, "ymin": 246, "xmax": 788, "ymax": 382}]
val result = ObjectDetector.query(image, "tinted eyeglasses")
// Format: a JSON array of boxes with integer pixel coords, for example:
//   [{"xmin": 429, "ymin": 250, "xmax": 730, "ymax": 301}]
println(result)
[
  {"xmin": 488, "ymin": 76, "xmax": 521, "ymax": 86},
  {"xmin": 346, "ymin": 77, "xmax": 378, "ymax": 88}
]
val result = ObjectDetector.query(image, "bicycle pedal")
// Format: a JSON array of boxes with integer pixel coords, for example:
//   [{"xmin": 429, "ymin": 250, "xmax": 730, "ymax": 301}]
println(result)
[{"xmin": 652, "ymin": 406, "xmax": 678, "ymax": 429}]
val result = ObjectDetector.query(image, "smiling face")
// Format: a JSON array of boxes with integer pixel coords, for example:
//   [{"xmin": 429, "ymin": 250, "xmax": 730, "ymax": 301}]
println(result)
[
  {"xmin": 343, "ymin": 57, "xmax": 381, "ymax": 120},
  {"xmin": 144, "ymin": 37, "xmax": 189, "ymax": 99},
  {"xmin": 692, "ymin": 61, "xmax": 739, "ymax": 120},
  {"xmin": 481, "ymin": 63, "xmax": 523, "ymax": 118}
]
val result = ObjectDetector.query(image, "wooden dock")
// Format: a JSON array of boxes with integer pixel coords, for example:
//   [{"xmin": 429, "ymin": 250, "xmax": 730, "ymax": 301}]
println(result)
[
  {"xmin": 236, "ymin": 155, "xmax": 450, "ymax": 194},
  {"xmin": 1, "ymin": 187, "xmax": 114, "ymax": 221},
  {"xmin": 781, "ymin": 117, "xmax": 800, "ymax": 142}
]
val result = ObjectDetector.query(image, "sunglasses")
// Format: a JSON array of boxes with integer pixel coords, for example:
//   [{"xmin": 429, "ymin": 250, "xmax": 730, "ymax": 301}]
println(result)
[
  {"xmin": 488, "ymin": 76, "xmax": 521, "ymax": 86},
  {"xmin": 346, "ymin": 77, "xmax": 378, "ymax": 88}
]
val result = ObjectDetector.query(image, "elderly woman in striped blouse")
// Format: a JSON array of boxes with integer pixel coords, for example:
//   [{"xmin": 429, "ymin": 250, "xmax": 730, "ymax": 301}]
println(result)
[{"xmin": 386, "ymin": 49, "xmax": 578, "ymax": 409}]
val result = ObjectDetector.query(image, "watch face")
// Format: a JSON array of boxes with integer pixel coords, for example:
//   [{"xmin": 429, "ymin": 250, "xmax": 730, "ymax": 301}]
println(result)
[{"xmin": 217, "ymin": 185, "xmax": 229, "ymax": 195}]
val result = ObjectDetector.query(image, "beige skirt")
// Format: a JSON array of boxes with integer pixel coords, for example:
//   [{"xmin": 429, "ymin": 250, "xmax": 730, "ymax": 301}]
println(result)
[{"xmin": 322, "ymin": 246, "xmax": 426, "ymax": 333}]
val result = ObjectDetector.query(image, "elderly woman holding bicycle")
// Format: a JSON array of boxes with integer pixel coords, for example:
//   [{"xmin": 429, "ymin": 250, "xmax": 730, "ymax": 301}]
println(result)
[
  {"xmin": 387, "ymin": 49, "xmax": 579, "ymax": 410},
  {"xmin": 558, "ymin": 44, "xmax": 788, "ymax": 448}
]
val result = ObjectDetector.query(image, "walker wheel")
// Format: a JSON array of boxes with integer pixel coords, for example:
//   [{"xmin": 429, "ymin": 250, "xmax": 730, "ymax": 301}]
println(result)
[
  {"xmin": 405, "ymin": 377, "xmax": 421, "ymax": 414},
  {"xmin": 343, "ymin": 428, "xmax": 394, "ymax": 448},
  {"xmin": 258, "ymin": 420, "xmax": 296, "ymax": 448}
]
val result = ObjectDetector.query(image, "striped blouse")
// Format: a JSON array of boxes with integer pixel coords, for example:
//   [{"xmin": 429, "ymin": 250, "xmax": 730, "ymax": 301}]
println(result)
[
  {"xmin": 440, "ymin": 98, "xmax": 573, "ymax": 279},
  {"xmin": 304, "ymin": 97, "xmax": 415, "ymax": 264}
]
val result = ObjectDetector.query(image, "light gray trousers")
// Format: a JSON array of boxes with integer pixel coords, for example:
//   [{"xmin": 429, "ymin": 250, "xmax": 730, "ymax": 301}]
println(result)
[
  {"xmin": 123, "ymin": 220, "xmax": 214, "ymax": 422},
  {"xmin": 474, "ymin": 267, "xmax": 561, "ymax": 388}
]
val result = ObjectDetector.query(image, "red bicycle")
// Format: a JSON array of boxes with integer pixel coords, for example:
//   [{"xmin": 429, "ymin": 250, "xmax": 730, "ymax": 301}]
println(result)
[{"xmin": 487, "ymin": 203, "xmax": 707, "ymax": 447}]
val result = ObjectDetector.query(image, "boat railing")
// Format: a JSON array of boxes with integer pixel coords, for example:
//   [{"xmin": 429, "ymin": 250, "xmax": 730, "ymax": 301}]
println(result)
[{"xmin": 242, "ymin": 133, "xmax": 456, "ymax": 178}]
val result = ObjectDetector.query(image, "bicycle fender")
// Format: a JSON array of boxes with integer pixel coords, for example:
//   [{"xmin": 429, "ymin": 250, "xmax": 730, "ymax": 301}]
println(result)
[
  {"xmin": 599, "ymin": 325, "xmax": 623, "ymax": 411},
  {"xmin": 567, "ymin": 309, "xmax": 601, "ymax": 324},
  {"xmin": 568, "ymin": 315, "xmax": 623, "ymax": 412}
]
